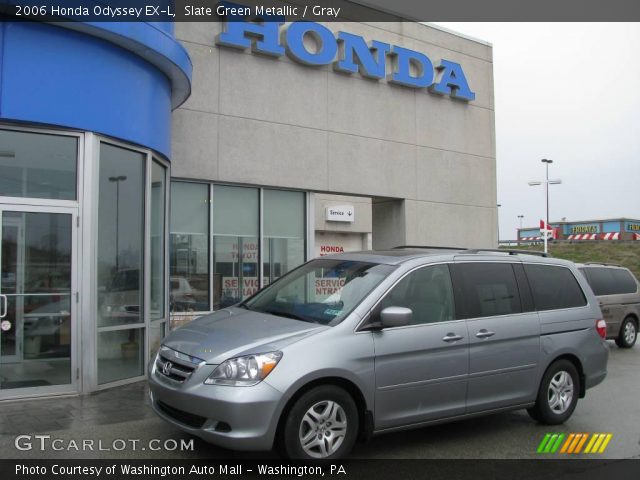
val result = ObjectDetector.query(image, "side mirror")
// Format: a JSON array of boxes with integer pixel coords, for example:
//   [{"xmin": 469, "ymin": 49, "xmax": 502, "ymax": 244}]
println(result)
[{"xmin": 380, "ymin": 306, "xmax": 412, "ymax": 328}]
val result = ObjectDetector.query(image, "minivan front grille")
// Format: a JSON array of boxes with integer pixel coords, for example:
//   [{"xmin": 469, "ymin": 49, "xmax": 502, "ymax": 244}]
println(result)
[{"xmin": 155, "ymin": 346, "xmax": 203, "ymax": 383}]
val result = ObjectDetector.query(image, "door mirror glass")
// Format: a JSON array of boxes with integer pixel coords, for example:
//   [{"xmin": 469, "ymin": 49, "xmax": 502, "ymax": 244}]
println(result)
[{"xmin": 380, "ymin": 306, "xmax": 412, "ymax": 328}]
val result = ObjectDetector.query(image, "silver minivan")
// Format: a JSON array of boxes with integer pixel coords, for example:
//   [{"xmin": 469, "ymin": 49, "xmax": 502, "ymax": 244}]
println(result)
[{"xmin": 148, "ymin": 248, "xmax": 609, "ymax": 459}]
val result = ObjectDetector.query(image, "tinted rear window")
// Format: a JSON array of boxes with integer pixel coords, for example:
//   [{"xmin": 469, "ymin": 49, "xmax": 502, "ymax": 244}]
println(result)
[
  {"xmin": 454, "ymin": 263, "xmax": 522, "ymax": 318},
  {"xmin": 583, "ymin": 267, "xmax": 638, "ymax": 295},
  {"xmin": 525, "ymin": 264, "xmax": 587, "ymax": 311}
]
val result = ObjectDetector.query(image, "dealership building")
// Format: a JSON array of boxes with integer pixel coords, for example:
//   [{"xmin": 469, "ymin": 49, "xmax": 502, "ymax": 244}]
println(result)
[{"xmin": 0, "ymin": 13, "xmax": 496, "ymax": 399}]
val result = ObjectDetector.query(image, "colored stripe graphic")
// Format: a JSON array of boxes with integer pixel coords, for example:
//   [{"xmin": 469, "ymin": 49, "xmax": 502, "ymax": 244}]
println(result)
[
  {"xmin": 539, "ymin": 433, "xmax": 613, "ymax": 454},
  {"xmin": 537, "ymin": 433, "xmax": 565, "ymax": 453}
]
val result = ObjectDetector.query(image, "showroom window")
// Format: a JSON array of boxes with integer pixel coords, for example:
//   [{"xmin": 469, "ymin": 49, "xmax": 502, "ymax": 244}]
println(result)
[
  {"xmin": 263, "ymin": 189, "xmax": 305, "ymax": 286},
  {"xmin": 96, "ymin": 142, "xmax": 169, "ymax": 385},
  {"xmin": 169, "ymin": 181, "xmax": 307, "ymax": 316},
  {"xmin": 0, "ymin": 129, "xmax": 78, "ymax": 200},
  {"xmin": 169, "ymin": 182, "xmax": 210, "ymax": 312}
]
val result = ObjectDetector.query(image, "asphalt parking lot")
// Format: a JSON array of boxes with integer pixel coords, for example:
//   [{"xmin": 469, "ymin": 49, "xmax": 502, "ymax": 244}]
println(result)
[{"xmin": 1, "ymin": 341, "xmax": 638, "ymax": 460}]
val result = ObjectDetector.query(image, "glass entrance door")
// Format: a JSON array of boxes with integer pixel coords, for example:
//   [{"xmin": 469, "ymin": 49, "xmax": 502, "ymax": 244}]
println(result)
[{"xmin": 0, "ymin": 206, "xmax": 77, "ymax": 398}]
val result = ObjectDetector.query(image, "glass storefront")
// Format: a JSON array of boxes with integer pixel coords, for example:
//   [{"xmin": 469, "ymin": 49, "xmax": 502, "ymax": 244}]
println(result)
[
  {"xmin": 1, "ymin": 126, "xmax": 306, "ymax": 398},
  {"xmin": 1, "ymin": 127, "xmax": 79, "ymax": 397},
  {"xmin": 169, "ymin": 182, "xmax": 307, "ymax": 316},
  {"xmin": 0, "ymin": 126, "xmax": 169, "ymax": 399}
]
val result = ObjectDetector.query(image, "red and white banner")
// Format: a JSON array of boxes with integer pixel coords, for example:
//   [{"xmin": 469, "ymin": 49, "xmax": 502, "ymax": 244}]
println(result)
[
  {"xmin": 567, "ymin": 234, "xmax": 598, "ymax": 240},
  {"xmin": 634, "ymin": 233, "xmax": 640, "ymax": 241},
  {"xmin": 539, "ymin": 220, "xmax": 558, "ymax": 239},
  {"xmin": 521, "ymin": 236, "xmax": 542, "ymax": 241},
  {"xmin": 600, "ymin": 232, "xmax": 620, "ymax": 240}
]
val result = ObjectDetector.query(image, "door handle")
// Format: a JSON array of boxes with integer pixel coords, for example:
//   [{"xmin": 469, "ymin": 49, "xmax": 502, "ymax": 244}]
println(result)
[
  {"xmin": 442, "ymin": 333, "xmax": 463, "ymax": 343},
  {"xmin": 0, "ymin": 294, "xmax": 7, "ymax": 319},
  {"xmin": 476, "ymin": 329, "xmax": 495, "ymax": 339}
]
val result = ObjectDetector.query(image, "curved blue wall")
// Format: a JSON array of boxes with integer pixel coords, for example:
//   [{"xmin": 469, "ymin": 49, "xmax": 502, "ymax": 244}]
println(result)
[{"xmin": 0, "ymin": 21, "xmax": 192, "ymax": 158}]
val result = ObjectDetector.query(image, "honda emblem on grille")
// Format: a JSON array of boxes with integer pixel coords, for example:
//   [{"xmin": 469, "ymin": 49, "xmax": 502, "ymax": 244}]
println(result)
[{"xmin": 162, "ymin": 361, "xmax": 173, "ymax": 376}]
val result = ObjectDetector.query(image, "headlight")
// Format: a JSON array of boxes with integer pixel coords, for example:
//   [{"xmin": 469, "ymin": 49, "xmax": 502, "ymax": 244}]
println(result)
[{"xmin": 204, "ymin": 352, "xmax": 283, "ymax": 386}]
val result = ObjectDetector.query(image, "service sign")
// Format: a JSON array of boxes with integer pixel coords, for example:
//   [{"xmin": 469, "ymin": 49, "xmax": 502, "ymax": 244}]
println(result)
[{"xmin": 326, "ymin": 205, "xmax": 355, "ymax": 222}]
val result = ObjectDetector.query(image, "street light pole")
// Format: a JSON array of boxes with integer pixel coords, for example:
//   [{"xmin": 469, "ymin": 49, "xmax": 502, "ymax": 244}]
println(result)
[
  {"xmin": 517, "ymin": 215, "xmax": 524, "ymax": 245},
  {"xmin": 496, "ymin": 204, "xmax": 501, "ymax": 246},
  {"xmin": 528, "ymin": 159, "xmax": 561, "ymax": 255}
]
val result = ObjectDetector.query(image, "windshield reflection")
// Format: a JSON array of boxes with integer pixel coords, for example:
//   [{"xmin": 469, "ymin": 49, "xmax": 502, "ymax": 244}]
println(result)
[{"xmin": 243, "ymin": 259, "xmax": 395, "ymax": 326}]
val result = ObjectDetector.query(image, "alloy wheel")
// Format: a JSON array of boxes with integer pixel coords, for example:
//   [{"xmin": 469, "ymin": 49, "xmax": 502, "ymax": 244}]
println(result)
[
  {"xmin": 548, "ymin": 370, "xmax": 574, "ymax": 414},
  {"xmin": 298, "ymin": 400, "xmax": 348, "ymax": 458}
]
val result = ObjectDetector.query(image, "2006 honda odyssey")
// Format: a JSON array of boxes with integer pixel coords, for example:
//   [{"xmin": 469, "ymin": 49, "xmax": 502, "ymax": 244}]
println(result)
[{"xmin": 148, "ymin": 247, "xmax": 609, "ymax": 459}]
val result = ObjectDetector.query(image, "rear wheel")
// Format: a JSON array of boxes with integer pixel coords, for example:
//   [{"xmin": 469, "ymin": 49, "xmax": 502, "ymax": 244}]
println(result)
[
  {"xmin": 527, "ymin": 359, "xmax": 579, "ymax": 425},
  {"xmin": 279, "ymin": 385, "xmax": 358, "ymax": 459},
  {"xmin": 615, "ymin": 317, "xmax": 637, "ymax": 348}
]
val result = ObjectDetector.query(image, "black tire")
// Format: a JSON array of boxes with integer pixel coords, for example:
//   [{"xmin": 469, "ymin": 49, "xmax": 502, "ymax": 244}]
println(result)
[
  {"xmin": 279, "ymin": 385, "xmax": 359, "ymax": 460},
  {"xmin": 615, "ymin": 317, "xmax": 638, "ymax": 349},
  {"xmin": 527, "ymin": 360, "xmax": 580, "ymax": 425}
]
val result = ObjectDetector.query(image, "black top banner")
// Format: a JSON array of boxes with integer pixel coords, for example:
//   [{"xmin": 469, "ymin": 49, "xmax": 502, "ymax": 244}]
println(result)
[{"xmin": 1, "ymin": 0, "xmax": 640, "ymax": 22}]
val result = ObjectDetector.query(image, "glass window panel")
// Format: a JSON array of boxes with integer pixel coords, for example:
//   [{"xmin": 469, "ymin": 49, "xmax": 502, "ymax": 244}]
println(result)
[
  {"xmin": 455, "ymin": 263, "xmax": 522, "ymax": 318},
  {"xmin": 170, "ymin": 182, "xmax": 210, "ymax": 312},
  {"xmin": 263, "ymin": 190, "xmax": 305, "ymax": 286},
  {"xmin": 212, "ymin": 185, "xmax": 259, "ymax": 308},
  {"xmin": 524, "ymin": 264, "xmax": 587, "ymax": 311},
  {"xmin": 212, "ymin": 185, "xmax": 259, "ymax": 237},
  {"xmin": 150, "ymin": 161, "xmax": 166, "ymax": 320},
  {"xmin": 97, "ymin": 143, "xmax": 145, "ymax": 327},
  {"xmin": 377, "ymin": 265, "xmax": 455, "ymax": 325},
  {"xmin": 1, "ymin": 212, "xmax": 73, "ymax": 390},
  {"xmin": 97, "ymin": 328, "xmax": 144, "ymax": 384},
  {"xmin": 0, "ymin": 129, "xmax": 77, "ymax": 200}
]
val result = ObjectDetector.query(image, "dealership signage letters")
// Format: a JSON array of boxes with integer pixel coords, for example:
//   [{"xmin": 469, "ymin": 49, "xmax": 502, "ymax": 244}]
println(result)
[{"xmin": 215, "ymin": 8, "xmax": 476, "ymax": 101}]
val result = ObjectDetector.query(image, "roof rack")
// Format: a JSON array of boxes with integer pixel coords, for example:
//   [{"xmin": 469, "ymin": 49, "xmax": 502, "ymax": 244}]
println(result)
[
  {"xmin": 393, "ymin": 245, "xmax": 469, "ymax": 251},
  {"xmin": 584, "ymin": 262, "xmax": 623, "ymax": 268},
  {"xmin": 392, "ymin": 245, "xmax": 550, "ymax": 258},
  {"xmin": 464, "ymin": 248, "xmax": 551, "ymax": 258}
]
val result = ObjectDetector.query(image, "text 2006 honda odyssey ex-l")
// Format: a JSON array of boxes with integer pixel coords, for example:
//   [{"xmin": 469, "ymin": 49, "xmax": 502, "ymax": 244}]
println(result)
[{"xmin": 148, "ymin": 248, "xmax": 609, "ymax": 459}]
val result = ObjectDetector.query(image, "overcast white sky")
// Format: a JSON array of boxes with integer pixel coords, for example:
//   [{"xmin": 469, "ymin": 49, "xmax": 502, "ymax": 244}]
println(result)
[{"xmin": 434, "ymin": 23, "xmax": 640, "ymax": 239}]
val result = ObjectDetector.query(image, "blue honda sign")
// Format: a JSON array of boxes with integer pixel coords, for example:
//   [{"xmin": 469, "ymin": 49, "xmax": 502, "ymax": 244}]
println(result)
[{"xmin": 216, "ymin": 11, "xmax": 476, "ymax": 101}]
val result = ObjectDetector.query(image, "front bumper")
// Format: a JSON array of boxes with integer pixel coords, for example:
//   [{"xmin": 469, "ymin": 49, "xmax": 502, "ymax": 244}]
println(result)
[{"xmin": 148, "ymin": 360, "xmax": 284, "ymax": 451}]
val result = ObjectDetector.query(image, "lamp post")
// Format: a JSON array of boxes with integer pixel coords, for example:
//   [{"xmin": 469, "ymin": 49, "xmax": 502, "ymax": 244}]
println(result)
[
  {"xmin": 109, "ymin": 175, "xmax": 127, "ymax": 272},
  {"xmin": 528, "ymin": 159, "xmax": 561, "ymax": 254},
  {"xmin": 496, "ymin": 204, "xmax": 502, "ymax": 246},
  {"xmin": 517, "ymin": 215, "xmax": 524, "ymax": 245}
]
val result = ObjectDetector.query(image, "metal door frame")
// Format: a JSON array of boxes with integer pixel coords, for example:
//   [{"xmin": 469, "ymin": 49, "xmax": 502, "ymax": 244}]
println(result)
[{"xmin": 0, "ymin": 204, "xmax": 79, "ymax": 399}]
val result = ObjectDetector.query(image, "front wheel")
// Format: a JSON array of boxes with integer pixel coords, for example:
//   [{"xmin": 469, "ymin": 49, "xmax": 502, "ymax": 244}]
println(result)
[
  {"xmin": 279, "ymin": 385, "xmax": 358, "ymax": 459},
  {"xmin": 615, "ymin": 317, "xmax": 637, "ymax": 348},
  {"xmin": 527, "ymin": 360, "xmax": 579, "ymax": 425}
]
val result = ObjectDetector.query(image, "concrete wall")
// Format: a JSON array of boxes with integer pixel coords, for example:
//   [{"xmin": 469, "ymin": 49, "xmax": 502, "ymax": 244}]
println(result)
[{"xmin": 171, "ymin": 20, "xmax": 497, "ymax": 248}]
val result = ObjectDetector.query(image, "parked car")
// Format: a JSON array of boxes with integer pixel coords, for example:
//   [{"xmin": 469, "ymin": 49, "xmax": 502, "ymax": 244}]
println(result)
[
  {"xmin": 577, "ymin": 263, "xmax": 640, "ymax": 348},
  {"xmin": 170, "ymin": 276, "xmax": 209, "ymax": 312},
  {"xmin": 148, "ymin": 248, "xmax": 609, "ymax": 459}
]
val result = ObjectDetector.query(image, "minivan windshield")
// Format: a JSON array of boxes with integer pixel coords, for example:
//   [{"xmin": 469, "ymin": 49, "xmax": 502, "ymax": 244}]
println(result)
[{"xmin": 242, "ymin": 259, "xmax": 396, "ymax": 326}]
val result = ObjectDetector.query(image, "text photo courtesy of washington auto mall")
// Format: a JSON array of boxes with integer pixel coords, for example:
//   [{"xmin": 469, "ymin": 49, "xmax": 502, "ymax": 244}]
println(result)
[{"xmin": 0, "ymin": 0, "xmax": 640, "ymax": 479}]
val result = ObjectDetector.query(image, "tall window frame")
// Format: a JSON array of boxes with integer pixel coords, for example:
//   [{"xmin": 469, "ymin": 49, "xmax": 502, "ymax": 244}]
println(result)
[{"xmin": 94, "ymin": 138, "xmax": 170, "ymax": 390}]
